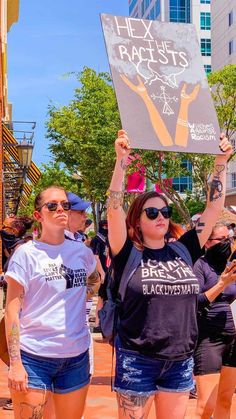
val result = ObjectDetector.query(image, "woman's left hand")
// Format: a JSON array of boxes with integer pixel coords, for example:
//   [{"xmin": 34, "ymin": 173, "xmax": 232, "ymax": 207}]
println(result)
[{"xmin": 219, "ymin": 133, "xmax": 233, "ymax": 159}]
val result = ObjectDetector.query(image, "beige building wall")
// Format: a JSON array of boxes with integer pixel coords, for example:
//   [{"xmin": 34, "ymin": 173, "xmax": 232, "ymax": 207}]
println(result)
[{"xmin": 211, "ymin": 0, "xmax": 236, "ymax": 70}]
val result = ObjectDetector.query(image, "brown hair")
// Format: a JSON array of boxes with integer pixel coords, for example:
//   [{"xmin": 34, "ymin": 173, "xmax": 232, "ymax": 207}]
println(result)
[
  {"xmin": 126, "ymin": 191, "xmax": 180, "ymax": 249},
  {"xmin": 34, "ymin": 186, "xmax": 67, "ymax": 210}
]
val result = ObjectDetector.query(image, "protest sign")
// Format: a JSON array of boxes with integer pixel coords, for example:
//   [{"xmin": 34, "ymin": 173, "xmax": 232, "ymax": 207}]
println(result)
[{"xmin": 101, "ymin": 14, "xmax": 221, "ymax": 154}]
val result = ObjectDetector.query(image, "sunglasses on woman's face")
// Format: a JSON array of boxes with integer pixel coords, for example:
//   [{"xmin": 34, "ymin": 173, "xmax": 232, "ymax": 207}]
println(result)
[
  {"xmin": 38, "ymin": 201, "xmax": 71, "ymax": 212},
  {"xmin": 142, "ymin": 206, "xmax": 172, "ymax": 220}
]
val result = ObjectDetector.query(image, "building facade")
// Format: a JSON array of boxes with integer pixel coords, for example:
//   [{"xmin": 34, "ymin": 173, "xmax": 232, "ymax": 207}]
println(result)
[
  {"xmin": 211, "ymin": 0, "xmax": 236, "ymax": 70},
  {"xmin": 211, "ymin": 0, "xmax": 236, "ymax": 206},
  {"xmin": 129, "ymin": 1, "xmax": 212, "ymax": 74}
]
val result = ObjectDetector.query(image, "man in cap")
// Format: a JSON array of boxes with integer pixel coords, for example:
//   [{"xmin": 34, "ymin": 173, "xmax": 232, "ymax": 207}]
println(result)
[{"xmin": 65, "ymin": 192, "xmax": 91, "ymax": 241}]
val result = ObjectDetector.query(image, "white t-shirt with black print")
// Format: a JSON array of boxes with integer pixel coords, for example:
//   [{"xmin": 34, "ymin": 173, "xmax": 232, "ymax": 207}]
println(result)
[{"xmin": 5, "ymin": 239, "xmax": 96, "ymax": 358}]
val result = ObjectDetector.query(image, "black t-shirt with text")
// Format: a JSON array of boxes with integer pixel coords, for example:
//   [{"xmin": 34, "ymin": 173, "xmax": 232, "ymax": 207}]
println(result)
[{"xmin": 113, "ymin": 229, "xmax": 203, "ymax": 360}]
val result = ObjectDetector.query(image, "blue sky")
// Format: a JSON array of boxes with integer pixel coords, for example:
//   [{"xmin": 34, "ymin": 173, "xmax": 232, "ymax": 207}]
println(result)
[{"xmin": 7, "ymin": 0, "xmax": 128, "ymax": 167}]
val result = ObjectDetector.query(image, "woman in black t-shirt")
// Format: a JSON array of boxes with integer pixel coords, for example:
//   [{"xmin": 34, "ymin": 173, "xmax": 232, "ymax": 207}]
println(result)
[
  {"xmin": 193, "ymin": 222, "xmax": 236, "ymax": 419},
  {"xmin": 107, "ymin": 130, "xmax": 234, "ymax": 419}
]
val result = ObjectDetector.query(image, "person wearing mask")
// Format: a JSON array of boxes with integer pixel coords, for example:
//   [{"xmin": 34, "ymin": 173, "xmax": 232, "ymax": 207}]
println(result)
[
  {"xmin": 193, "ymin": 222, "xmax": 236, "ymax": 419},
  {"xmin": 107, "ymin": 130, "xmax": 234, "ymax": 419},
  {"xmin": 4, "ymin": 186, "xmax": 99, "ymax": 419}
]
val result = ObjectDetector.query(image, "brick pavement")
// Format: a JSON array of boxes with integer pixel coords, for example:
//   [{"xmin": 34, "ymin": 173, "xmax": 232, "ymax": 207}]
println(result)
[{"xmin": 0, "ymin": 335, "xmax": 235, "ymax": 418}]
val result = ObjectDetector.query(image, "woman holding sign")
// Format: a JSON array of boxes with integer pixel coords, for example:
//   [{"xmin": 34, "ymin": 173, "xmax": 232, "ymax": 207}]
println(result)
[{"xmin": 107, "ymin": 130, "xmax": 234, "ymax": 419}]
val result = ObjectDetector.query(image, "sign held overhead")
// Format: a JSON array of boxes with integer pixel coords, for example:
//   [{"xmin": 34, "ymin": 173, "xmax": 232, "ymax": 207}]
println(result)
[{"xmin": 101, "ymin": 14, "xmax": 221, "ymax": 154}]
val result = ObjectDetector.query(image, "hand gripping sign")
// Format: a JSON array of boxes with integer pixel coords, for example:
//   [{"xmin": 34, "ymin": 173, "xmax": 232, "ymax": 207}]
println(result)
[{"xmin": 101, "ymin": 14, "xmax": 221, "ymax": 154}]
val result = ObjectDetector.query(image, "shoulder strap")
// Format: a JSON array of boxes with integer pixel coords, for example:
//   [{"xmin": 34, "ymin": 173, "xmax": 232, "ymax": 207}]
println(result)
[
  {"xmin": 168, "ymin": 241, "xmax": 193, "ymax": 267},
  {"xmin": 118, "ymin": 246, "xmax": 143, "ymax": 302}
]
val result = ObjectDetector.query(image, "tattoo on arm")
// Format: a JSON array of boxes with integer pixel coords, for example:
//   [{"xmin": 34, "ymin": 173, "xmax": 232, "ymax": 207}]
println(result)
[
  {"xmin": 87, "ymin": 270, "xmax": 100, "ymax": 287},
  {"xmin": 209, "ymin": 164, "xmax": 225, "ymax": 202},
  {"xmin": 196, "ymin": 221, "xmax": 205, "ymax": 234},
  {"xmin": 106, "ymin": 190, "xmax": 124, "ymax": 210},
  {"xmin": 121, "ymin": 158, "xmax": 128, "ymax": 170},
  {"xmin": 8, "ymin": 322, "xmax": 21, "ymax": 362},
  {"xmin": 117, "ymin": 393, "xmax": 149, "ymax": 418}
]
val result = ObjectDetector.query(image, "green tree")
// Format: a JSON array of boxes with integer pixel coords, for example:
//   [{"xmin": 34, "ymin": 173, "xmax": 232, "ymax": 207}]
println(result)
[
  {"xmin": 46, "ymin": 67, "xmax": 121, "ymax": 229},
  {"xmin": 19, "ymin": 162, "xmax": 79, "ymax": 216},
  {"xmin": 208, "ymin": 64, "xmax": 236, "ymax": 140}
]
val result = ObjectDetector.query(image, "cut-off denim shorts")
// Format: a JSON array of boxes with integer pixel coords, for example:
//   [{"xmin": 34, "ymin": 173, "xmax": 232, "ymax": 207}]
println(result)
[
  {"xmin": 114, "ymin": 337, "xmax": 194, "ymax": 396},
  {"xmin": 21, "ymin": 349, "xmax": 90, "ymax": 394}
]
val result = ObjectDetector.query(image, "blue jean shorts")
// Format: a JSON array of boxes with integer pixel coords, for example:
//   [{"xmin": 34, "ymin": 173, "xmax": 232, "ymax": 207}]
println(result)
[
  {"xmin": 21, "ymin": 349, "xmax": 90, "ymax": 394},
  {"xmin": 114, "ymin": 337, "xmax": 194, "ymax": 396}
]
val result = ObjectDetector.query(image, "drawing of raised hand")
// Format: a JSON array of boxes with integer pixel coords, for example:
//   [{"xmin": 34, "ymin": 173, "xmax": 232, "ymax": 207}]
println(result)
[
  {"xmin": 180, "ymin": 83, "xmax": 200, "ymax": 105},
  {"xmin": 175, "ymin": 83, "xmax": 200, "ymax": 147},
  {"xmin": 120, "ymin": 74, "xmax": 148, "ymax": 97},
  {"xmin": 120, "ymin": 74, "xmax": 173, "ymax": 147}
]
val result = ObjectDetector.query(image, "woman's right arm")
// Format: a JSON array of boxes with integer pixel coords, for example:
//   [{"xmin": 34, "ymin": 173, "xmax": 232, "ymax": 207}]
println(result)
[
  {"xmin": 194, "ymin": 260, "xmax": 236, "ymax": 305},
  {"xmin": 204, "ymin": 261, "xmax": 236, "ymax": 302},
  {"xmin": 107, "ymin": 130, "xmax": 131, "ymax": 256},
  {"xmin": 5, "ymin": 277, "xmax": 28, "ymax": 392}
]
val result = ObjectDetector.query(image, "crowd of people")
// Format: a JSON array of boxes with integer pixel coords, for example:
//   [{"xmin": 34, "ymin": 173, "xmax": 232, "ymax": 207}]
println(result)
[{"xmin": 0, "ymin": 130, "xmax": 235, "ymax": 419}]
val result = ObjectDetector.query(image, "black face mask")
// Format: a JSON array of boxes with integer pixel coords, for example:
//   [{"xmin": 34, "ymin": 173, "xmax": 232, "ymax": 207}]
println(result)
[
  {"xmin": 205, "ymin": 238, "xmax": 232, "ymax": 273},
  {"xmin": 0, "ymin": 230, "xmax": 19, "ymax": 252},
  {"xmin": 99, "ymin": 227, "xmax": 108, "ymax": 237}
]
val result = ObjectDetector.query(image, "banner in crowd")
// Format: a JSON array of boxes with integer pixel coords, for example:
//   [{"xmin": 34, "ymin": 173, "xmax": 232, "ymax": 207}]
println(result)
[{"xmin": 101, "ymin": 14, "xmax": 221, "ymax": 154}]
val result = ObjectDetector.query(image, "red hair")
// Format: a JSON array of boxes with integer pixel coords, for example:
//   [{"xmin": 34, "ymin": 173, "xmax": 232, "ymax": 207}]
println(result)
[{"xmin": 126, "ymin": 191, "xmax": 182, "ymax": 249}]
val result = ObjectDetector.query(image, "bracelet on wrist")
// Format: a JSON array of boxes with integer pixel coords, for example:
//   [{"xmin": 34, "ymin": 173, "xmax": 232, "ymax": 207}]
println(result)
[{"xmin": 106, "ymin": 189, "xmax": 124, "ymax": 210}]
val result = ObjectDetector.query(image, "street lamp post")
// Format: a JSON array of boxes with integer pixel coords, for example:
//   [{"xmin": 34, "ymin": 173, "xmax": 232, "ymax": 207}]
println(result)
[{"xmin": 17, "ymin": 141, "xmax": 34, "ymax": 179}]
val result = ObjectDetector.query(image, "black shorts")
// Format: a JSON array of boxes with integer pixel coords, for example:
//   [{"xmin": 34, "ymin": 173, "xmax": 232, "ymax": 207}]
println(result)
[{"xmin": 194, "ymin": 335, "xmax": 236, "ymax": 376}]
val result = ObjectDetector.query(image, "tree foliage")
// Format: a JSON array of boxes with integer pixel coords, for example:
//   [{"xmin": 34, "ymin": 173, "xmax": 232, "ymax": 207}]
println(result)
[
  {"xmin": 18, "ymin": 162, "xmax": 79, "ymax": 216},
  {"xmin": 46, "ymin": 67, "xmax": 121, "ymax": 226},
  {"xmin": 208, "ymin": 64, "xmax": 236, "ymax": 140}
]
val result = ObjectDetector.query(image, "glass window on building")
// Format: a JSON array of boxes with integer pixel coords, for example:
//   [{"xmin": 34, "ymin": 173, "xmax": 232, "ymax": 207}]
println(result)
[
  {"xmin": 200, "ymin": 12, "xmax": 211, "ymax": 30},
  {"xmin": 141, "ymin": 0, "xmax": 151, "ymax": 15},
  {"xmin": 150, "ymin": 6, "xmax": 155, "ymax": 20},
  {"xmin": 173, "ymin": 160, "xmax": 192, "ymax": 193},
  {"xmin": 129, "ymin": 0, "xmax": 139, "ymax": 15},
  {"xmin": 201, "ymin": 38, "xmax": 211, "ymax": 56},
  {"xmin": 170, "ymin": 0, "xmax": 191, "ymax": 23},
  {"xmin": 155, "ymin": 0, "xmax": 161, "ymax": 19},
  {"xmin": 204, "ymin": 65, "xmax": 212, "ymax": 75},
  {"xmin": 232, "ymin": 173, "xmax": 236, "ymax": 188},
  {"xmin": 229, "ymin": 39, "xmax": 234, "ymax": 55},
  {"xmin": 200, "ymin": 0, "xmax": 211, "ymax": 4},
  {"xmin": 229, "ymin": 10, "xmax": 234, "ymax": 27}
]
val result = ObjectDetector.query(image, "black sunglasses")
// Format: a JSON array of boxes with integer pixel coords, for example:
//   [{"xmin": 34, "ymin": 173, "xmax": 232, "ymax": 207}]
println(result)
[
  {"xmin": 142, "ymin": 206, "xmax": 172, "ymax": 220},
  {"xmin": 38, "ymin": 201, "xmax": 71, "ymax": 212}
]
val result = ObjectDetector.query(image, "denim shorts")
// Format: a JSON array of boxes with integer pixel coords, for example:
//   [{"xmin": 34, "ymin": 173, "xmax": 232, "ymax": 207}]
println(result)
[
  {"xmin": 114, "ymin": 337, "xmax": 194, "ymax": 396},
  {"xmin": 194, "ymin": 335, "xmax": 236, "ymax": 376},
  {"xmin": 21, "ymin": 349, "xmax": 90, "ymax": 394}
]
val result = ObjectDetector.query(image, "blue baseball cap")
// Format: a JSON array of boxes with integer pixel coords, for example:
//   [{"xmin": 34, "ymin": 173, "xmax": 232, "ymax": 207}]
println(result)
[{"xmin": 67, "ymin": 192, "xmax": 91, "ymax": 211}]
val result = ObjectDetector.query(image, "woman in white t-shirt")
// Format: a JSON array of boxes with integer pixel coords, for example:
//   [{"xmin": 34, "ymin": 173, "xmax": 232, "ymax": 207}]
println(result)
[{"xmin": 4, "ymin": 186, "xmax": 97, "ymax": 419}]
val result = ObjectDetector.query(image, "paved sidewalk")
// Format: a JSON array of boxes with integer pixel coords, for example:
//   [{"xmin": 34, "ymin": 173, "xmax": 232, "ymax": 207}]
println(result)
[{"xmin": 1, "ymin": 335, "xmax": 235, "ymax": 418}]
